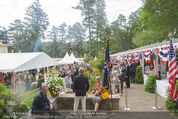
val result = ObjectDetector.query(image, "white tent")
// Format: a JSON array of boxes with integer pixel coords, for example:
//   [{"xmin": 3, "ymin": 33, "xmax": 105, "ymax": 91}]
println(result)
[
  {"xmin": 58, "ymin": 52, "xmax": 73, "ymax": 64},
  {"xmin": 0, "ymin": 52, "xmax": 58, "ymax": 72},
  {"xmin": 70, "ymin": 53, "xmax": 80, "ymax": 63}
]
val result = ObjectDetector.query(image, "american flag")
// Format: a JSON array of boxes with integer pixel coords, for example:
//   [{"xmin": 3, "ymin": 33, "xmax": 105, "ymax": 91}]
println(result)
[{"xmin": 168, "ymin": 39, "xmax": 177, "ymax": 100}]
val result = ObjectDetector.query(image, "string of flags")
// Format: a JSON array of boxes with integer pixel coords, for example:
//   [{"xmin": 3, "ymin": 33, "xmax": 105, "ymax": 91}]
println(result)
[{"xmin": 114, "ymin": 45, "xmax": 177, "ymax": 65}]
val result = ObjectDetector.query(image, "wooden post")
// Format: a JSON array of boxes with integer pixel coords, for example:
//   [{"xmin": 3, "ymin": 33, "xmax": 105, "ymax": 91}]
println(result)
[
  {"xmin": 141, "ymin": 51, "xmax": 144, "ymax": 74},
  {"xmin": 155, "ymin": 49, "xmax": 159, "ymax": 76}
]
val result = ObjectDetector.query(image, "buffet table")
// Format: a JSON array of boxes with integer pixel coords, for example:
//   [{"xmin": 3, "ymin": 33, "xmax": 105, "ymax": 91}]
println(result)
[{"xmin": 156, "ymin": 80, "xmax": 170, "ymax": 99}]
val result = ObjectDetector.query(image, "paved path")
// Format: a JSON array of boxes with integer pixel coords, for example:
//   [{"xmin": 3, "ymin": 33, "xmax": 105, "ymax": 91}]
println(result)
[{"xmin": 119, "ymin": 83, "xmax": 167, "ymax": 111}]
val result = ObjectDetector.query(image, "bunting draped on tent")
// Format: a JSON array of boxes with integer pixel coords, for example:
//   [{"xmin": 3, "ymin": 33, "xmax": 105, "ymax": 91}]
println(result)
[
  {"xmin": 121, "ymin": 54, "xmax": 124, "ymax": 61},
  {"xmin": 158, "ymin": 46, "xmax": 176, "ymax": 65},
  {"xmin": 134, "ymin": 52, "xmax": 140, "ymax": 62},
  {"xmin": 128, "ymin": 53, "xmax": 132, "ymax": 61},
  {"xmin": 124, "ymin": 54, "xmax": 128, "ymax": 61},
  {"xmin": 143, "ymin": 50, "xmax": 153, "ymax": 63},
  {"xmin": 117, "ymin": 55, "xmax": 121, "ymax": 61}
]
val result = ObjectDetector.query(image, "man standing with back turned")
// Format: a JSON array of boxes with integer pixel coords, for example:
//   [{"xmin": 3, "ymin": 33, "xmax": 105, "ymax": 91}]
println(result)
[{"xmin": 73, "ymin": 67, "xmax": 89, "ymax": 112}]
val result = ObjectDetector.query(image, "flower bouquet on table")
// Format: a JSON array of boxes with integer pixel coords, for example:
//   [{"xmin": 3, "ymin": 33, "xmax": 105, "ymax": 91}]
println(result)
[{"xmin": 44, "ymin": 77, "xmax": 65, "ymax": 97}]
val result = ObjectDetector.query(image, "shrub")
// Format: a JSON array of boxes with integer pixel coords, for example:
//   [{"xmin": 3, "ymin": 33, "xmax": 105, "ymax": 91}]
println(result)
[
  {"xmin": 22, "ymin": 97, "xmax": 33, "ymax": 109},
  {"xmin": 165, "ymin": 87, "xmax": 178, "ymax": 112},
  {"xmin": 165, "ymin": 81, "xmax": 178, "ymax": 112},
  {"xmin": 12, "ymin": 104, "xmax": 28, "ymax": 118},
  {"xmin": 135, "ymin": 66, "xmax": 143, "ymax": 84},
  {"xmin": 88, "ymin": 68, "xmax": 103, "ymax": 92},
  {"xmin": 0, "ymin": 84, "xmax": 15, "ymax": 118},
  {"xmin": 144, "ymin": 74, "xmax": 158, "ymax": 93}
]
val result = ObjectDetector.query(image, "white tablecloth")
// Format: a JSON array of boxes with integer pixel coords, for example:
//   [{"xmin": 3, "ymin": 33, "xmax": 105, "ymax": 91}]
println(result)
[
  {"xmin": 143, "ymin": 73, "xmax": 148, "ymax": 85},
  {"xmin": 156, "ymin": 80, "xmax": 170, "ymax": 99}
]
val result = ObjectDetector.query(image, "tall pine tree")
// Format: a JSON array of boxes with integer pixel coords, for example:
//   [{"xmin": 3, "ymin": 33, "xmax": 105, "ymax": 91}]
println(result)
[{"xmin": 23, "ymin": 0, "xmax": 49, "ymax": 52}]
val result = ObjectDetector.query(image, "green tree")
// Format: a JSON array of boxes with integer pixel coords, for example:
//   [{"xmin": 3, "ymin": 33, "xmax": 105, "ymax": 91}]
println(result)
[
  {"xmin": 8, "ymin": 19, "xmax": 24, "ymax": 52},
  {"xmin": 23, "ymin": 0, "xmax": 49, "ymax": 52},
  {"xmin": 46, "ymin": 26, "xmax": 60, "ymax": 58},
  {"xmin": 58, "ymin": 23, "xmax": 67, "ymax": 43},
  {"xmin": 141, "ymin": 0, "xmax": 178, "ymax": 37},
  {"xmin": 74, "ymin": 0, "xmax": 95, "ymax": 56},
  {"xmin": 92, "ymin": 0, "xmax": 108, "ymax": 56},
  {"xmin": 68, "ymin": 22, "xmax": 86, "ymax": 57},
  {"xmin": 0, "ymin": 26, "xmax": 8, "ymax": 44},
  {"xmin": 132, "ymin": 29, "xmax": 166, "ymax": 47}
]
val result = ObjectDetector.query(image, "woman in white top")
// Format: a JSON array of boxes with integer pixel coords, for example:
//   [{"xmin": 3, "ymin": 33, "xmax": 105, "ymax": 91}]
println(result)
[{"xmin": 111, "ymin": 65, "xmax": 122, "ymax": 95}]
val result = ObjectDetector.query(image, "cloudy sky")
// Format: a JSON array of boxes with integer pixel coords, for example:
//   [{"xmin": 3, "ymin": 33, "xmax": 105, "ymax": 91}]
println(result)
[{"xmin": 0, "ymin": 0, "xmax": 143, "ymax": 30}]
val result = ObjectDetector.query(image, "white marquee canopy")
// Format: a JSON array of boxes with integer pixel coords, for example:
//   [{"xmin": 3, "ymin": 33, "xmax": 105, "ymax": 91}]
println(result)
[
  {"xmin": 0, "ymin": 52, "xmax": 58, "ymax": 72},
  {"xmin": 58, "ymin": 52, "xmax": 81, "ymax": 64},
  {"xmin": 70, "ymin": 53, "xmax": 80, "ymax": 63},
  {"xmin": 58, "ymin": 52, "xmax": 73, "ymax": 64}
]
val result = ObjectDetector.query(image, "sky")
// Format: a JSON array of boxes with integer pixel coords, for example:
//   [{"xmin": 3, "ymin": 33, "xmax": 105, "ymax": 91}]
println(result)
[{"xmin": 0, "ymin": 0, "xmax": 143, "ymax": 30}]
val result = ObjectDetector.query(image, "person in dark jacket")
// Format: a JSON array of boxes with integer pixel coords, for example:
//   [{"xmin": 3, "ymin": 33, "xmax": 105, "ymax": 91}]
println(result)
[
  {"xmin": 125, "ymin": 61, "xmax": 131, "ymax": 88},
  {"xmin": 73, "ymin": 68, "xmax": 79, "ymax": 77},
  {"xmin": 37, "ymin": 74, "xmax": 45, "ymax": 89},
  {"xmin": 118, "ymin": 63, "xmax": 126, "ymax": 93},
  {"xmin": 73, "ymin": 67, "xmax": 89, "ymax": 112},
  {"xmin": 130, "ymin": 60, "xmax": 138, "ymax": 83},
  {"xmin": 31, "ymin": 85, "xmax": 63, "ymax": 119}
]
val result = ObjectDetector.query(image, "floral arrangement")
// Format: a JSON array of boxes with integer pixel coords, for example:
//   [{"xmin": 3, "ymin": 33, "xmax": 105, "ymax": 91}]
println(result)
[{"xmin": 44, "ymin": 77, "xmax": 65, "ymax": 94}]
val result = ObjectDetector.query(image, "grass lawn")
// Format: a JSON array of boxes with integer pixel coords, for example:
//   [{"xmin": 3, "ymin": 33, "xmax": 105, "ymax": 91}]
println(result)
[{"xmin": 18, "ymin": 88, "xmax": 51, "ymax": 102}]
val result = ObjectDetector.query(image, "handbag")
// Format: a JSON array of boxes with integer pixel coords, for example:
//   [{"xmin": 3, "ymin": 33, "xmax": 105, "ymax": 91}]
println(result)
[{"xmin": 101, "ymin": 89, "xmax": 109, "ymax": 99}]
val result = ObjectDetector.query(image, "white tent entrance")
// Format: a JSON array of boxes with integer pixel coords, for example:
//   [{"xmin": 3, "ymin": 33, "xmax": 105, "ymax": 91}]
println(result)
[{"xmin": 0, "ymin": 52, "xmax": 58, "ymax": 92}]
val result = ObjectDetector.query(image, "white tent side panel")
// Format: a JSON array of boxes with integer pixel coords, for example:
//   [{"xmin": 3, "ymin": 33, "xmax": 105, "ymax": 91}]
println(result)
[{"xmin": 0, "ymin": 52, "xmax": 58, "ymax": 72}]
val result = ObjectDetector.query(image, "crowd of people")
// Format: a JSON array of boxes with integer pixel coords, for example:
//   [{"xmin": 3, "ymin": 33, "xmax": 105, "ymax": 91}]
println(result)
[
  {"xmin": 110, "ymin": 59, "xmax": 139, "ymax": 96},
  {"xmin": 0, "ymin": 72, "xmax": 12, "ymax": 87},
  {"xmin": 1, "ymin": 60, "xmax": 140, "ymax": 118}
]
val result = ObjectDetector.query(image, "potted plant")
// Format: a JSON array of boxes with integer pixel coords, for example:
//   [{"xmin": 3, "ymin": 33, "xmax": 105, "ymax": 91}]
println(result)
[{"xmin": 44, "ymin": 77, "xmax": 65, "ymax": 97}]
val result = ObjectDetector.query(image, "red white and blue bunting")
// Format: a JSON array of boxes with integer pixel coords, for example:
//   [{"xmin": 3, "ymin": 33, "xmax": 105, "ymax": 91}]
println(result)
[
  {"xmin": 128, "ymin": 53, "xmax": 132, "ymax": 61},
  {"xmin": 124, "ymin": 54, "xmax": 128, "ymax": 61},
  {"xmin": 121, "ymin": 54, "xmax": 124, "ymax": 61},
  {"xmin": 158, "ymin": 46, "xmax": 176, "ymax": 65},
  {"xmin": 117, "ymin": 55, "xmax": 121, "ymax": 61},
  {"xmin": 143, "ymin": 50, "xmax": 153, "ymax": 63},
  {"xmin": 134, "ymin": 52, "xmax": 140, "ymax": 62}
]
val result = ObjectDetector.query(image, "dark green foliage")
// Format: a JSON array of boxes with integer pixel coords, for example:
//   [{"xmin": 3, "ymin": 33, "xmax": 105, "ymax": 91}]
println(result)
[
  {"xmin": 0, "ymin": 84, "xmax": 15, "ymax": 118},
  {"xmin": 88, "ymin": 69, "xmax": 102, "ymax": 92},
  {"xmin": 12, "ymin": 104, "xmax": 28, "ymax": 118},
  {"xmin": 22, "ymin": 97, "xmax": 33, "ymax": 109},
  {"xmin": 90, "ymin": 53, "xmax": 105, "ymax": 74},
  {"xmin": 135, "ymin": 66, "xmax": 143, "ymax": 84},
  {"xmin": 144, "ymin": 74, "xmax": 158, "ymax": 93}
]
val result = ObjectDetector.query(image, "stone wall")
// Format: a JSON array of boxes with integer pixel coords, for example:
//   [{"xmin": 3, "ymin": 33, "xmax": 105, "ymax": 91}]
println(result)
[{"xmin": 49, "ymin": 94, "xmax": 120, "ymax": 110}]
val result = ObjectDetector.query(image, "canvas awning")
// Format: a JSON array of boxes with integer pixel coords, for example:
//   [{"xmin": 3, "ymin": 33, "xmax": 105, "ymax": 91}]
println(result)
[{"xmin": 0, "ymin": 52, "xmax": 58, "ymax": 72}]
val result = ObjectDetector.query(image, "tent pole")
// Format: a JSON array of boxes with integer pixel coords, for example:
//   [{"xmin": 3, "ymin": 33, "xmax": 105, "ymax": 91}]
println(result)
[
  {"xmin": 12, "ymin": 72, "xmax": 15, "ymax": 97},
  {"xmin": 43, "ymin": 67, "xmax": 45, "ymax": 79}
]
